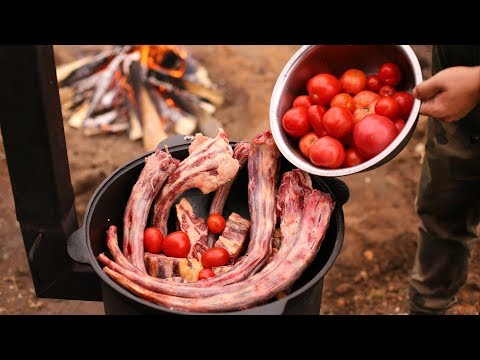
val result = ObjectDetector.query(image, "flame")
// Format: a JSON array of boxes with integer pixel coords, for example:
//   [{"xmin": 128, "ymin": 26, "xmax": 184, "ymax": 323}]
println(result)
[
  {"xmin": 135, "ymin": 45, "xmax": 187, "ymax": 78},
  {"xmin": 140, "ymin": 45, "xmax": 150, "ymax": 65},
  {"xmin": 113, "ymin": 69, "xmax": 122, "ymax": 82},
  {"xmin": 165, "ymin": 98, "xmax": 175, "ymax": 107}
]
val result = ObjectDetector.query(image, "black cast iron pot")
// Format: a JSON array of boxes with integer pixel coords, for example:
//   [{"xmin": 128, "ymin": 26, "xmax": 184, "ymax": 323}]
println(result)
[{"xmin": 67, "ymin": 135, "xmax": 350, "ymax": 315}]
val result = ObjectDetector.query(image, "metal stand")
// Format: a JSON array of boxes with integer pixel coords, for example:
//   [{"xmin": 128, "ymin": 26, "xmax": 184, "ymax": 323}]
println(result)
[{"xmin": 0, "ymin": 46, "xmax": 101, "ymax": 300}]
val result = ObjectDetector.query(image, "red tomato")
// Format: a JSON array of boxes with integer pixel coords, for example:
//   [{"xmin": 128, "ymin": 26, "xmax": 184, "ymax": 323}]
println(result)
[
  {"xmin": 393, "ymin": 118, "xmax": 406, "ymax": 133},
  {"xmin": 309, "ymin": 136, "xmax": 345, "ymax": 169},
  {"xmin": 353, "ymin": 114, "xmax": 398, "ymax": 160},
  {"xmin": 353, "ymin": 91, "xmax": 380, "ymax": 123},
  {"xmin": 201, "ymin": 247, "xmax": 230, "ymax": 268},
  {"xmin": 207, "ymin": 214, "xmax": 226, "ymax": 234},
  {"xmin": 366, "ymin": 75, "xmax": 383, "ymax": 93},
  {"xmin": 299, "ymin": 132, "xmax": 320, "ymax": 158},
  {"xmin": 143, "ymin": 227, "xmax": 164, "ymax": 254},
  {"xmin": 379, "ymin": 62, "xmax": 402, "ymax": 86},
  {"xmin": 282, "ymin": 107, "xmax": 311, "ymax": 138},
  {"xmin": 292, "ymin": 95, "xmax": 313, "ymax": 108},
  {"xmin": 162, "ymin": 231, "xmax": 191, "ymax": 258},
  {"xmin": 342, "ymin": 148, "xmax": 365, "ymax": 168},
  {"xmin": 379, "ymin": 85, "xmax": 396, "ymax": 97},
  {"xmin": 330, "ymin": 93, "xmax": 355, "ymax": 113},
  {"xmin": 307, "ymin": 74, "xmax": 342, "ymax": 106},
  {"xmin": 322, "ymin": 107, "xmax": 354, "ymax": 139},
  {"xmin": 307, "ymin": 105, "xmax": 328, "ymax": 136},
  {"xmin": 393, "ymin": 92, "xmax": 414, "ymax": 119},
  {"xmin": 340, "ymin": 69, "xmax": 367, "ymax": 95},
  {"xmin": 198, "ymin": 268, "xmax": 215, "ymax": 280},
  {"xmin": 375, "ymin": 96, "xmax": 400, "ymax": 120}
]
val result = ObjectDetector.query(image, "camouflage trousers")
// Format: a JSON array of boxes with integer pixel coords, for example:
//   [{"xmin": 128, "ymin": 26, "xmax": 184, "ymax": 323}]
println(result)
[{"xmin": 409, "ymin": 45, "xmax": 480, "ymax": 314}]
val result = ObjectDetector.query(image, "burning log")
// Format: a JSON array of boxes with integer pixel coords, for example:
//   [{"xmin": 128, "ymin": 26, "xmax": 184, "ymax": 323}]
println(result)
[
  {"xmin": 57, "ymin": 45, "xmax": 224, "ymax": 151},
  {"xmin": 56, "ymin": 47, "xmax": 117, "ymax": 86},
  {"xmin": 129, "ymin": 61, "xmax": 168, "ymax": 151},
  {"xmin": 148, "ymin": 67, "xmax": 224, "ymax": 107},
  {"xmin": 68, "ymin": 100, "xmax": 90, "ymax": 129},
  {"xmin": 124, "ymin": 94, "xmax": 142, "ymax": 141},
  {"xmin": 148, "ymin": 77, "xmax": 222, "ymax": 138},
  {"xmin": 85, "ymin": 46, "xmax": 131, "ymax": 121}
]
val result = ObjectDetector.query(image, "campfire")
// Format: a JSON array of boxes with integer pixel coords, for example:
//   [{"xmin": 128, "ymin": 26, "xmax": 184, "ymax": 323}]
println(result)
[{"xmin": 57, "ymin": 45, "xmax": 224, "ymax": 151}]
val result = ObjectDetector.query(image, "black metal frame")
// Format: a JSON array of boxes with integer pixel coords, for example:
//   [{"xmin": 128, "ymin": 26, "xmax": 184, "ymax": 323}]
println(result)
[{"xmin": 0, "ymin": 46, "xmax": 101, "ymax": 300}]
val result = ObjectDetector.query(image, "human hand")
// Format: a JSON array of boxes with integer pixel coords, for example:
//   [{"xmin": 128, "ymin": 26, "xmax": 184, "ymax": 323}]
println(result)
[{"xmin": 413, "ymin": 66, "xmax": 480, "ymax": 122}]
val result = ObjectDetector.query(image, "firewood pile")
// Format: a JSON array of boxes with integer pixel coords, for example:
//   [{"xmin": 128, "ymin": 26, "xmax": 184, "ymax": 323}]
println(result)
[{"xmin": 57, "ymin": 45, "xmax": 224, "ymax": 151}]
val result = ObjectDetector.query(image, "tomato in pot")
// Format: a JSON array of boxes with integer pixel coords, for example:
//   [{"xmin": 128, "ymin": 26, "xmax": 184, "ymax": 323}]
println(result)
[
  {"xmin": 307, "ymin": 74, "xmax": 342, "ymax": 106},
  {"xmin": 299, "ymin": 132, "xmax": 320, "ymax": 158},
  {"xmin": 340, "ymin": 69, "xmax": 367, "ymax": 95},
  {"xmin": 307, "ymin": 105, "xmax": 328, "ymax": 137},
  {"xmin": 201, "ymin": 247, "xmax": 230, "ymax": 268},
  {"xmin": 393, "ymin": 118, "xmax": 406, "ymax": 133},
  {"xmin": 162, "ymin": 231, "xmax": 191, "ymax": 258},
  {"xmin": 366, "ymin": 75, "xmax": 383, "ymax": 93},
  {"xmin": 375, "ymin": 96, "xmax": 400, "ymax": 120},
  {"xmin": 393, "ymin": 92, "xmax": 414, "ymax": 119},
  {"xmin": 292, "ymin": 95, "xmax": 313, "ymax": 108},
  {"xmin": 322, "ymin": 106, "xmax": 354, "ymax": 139},
  {"xmin": 379, "ymin": 85, "xmax": 396, "ymax": 97},
  {"xmin": 330, "ymin": 93, "xmax": 355, "ymax": 113},
  {"xmin": 353, "ymin": 114, "xmax": 398, "ymax": 160},
  {"xmin": 379, "ymin": 62, "xmax": 402, "ymax": 86},
  {"xmin": 143, "ymin": 227, "xmax": 163, "ymax": 254},
  {"xmin": 342, "ymin": 148, "xmax": 365, "ymax": 168},
  {"xmin": 309, "ymin": 136, "xmax": 345, "ymax": 169},
  {"xmin": 282, "ymin": 107, "xmax": 311, "ymax": 138},
  {"xmin": 207, "ymin": 214, "xmax": 226, "ymax": 235},
  {"xmin": 353, "ymin": 91, "xmax": 380, "ymax": 123},
  {"xmin": 198, "ymin": 268, "xmax": 215, "ymax": 280}
]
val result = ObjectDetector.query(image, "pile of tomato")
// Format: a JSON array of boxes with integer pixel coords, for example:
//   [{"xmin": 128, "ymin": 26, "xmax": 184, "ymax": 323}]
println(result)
[
  {"xmin": 143, "ymin": 213, "xmax": 230, "ymax": 280},
  {"xmin": 281, "ymin": 62, "xmax": 415, "ymax": 169}
]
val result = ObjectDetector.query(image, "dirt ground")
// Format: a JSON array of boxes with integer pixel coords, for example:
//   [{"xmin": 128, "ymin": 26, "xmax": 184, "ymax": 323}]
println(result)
[{"xmin": 0, "ymin": 45, "xmax": 478, "ymax": 315}]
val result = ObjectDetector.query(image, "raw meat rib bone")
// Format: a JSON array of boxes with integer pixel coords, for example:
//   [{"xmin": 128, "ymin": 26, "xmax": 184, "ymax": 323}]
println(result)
[
  {"xmin": 98, "ymin": 131, "xmax": 281, "ymax": 293},
  {"xmin": 187, "ymin": 130, "xmax": 281, "ymax": 285},
  {"xmin": 122, "ymin": 149, "xmax": 179, "ymax": 273},
  {"xmin": 144, "ymin": 253, "xmax": 179, "ymax": 278},
  {"xmin": 207, "ymin": 141, "xmax": 250, "ymax": 247},
  {"xmin": 152, "ymin": 129, "xmax": 240, "ymax": 236},
  {"xmin": 102, "ymin": 187, "xmax": 334, "ymax": 312},
  {"xmin": 176, "ymin": 198, "xmax": 208, "ymax": 261},
  {"xmin": 275, "ymin": 169, "xmax": 312, "ymax": 245},
  {"xmin": 268, "ymin": 170, "xmax": 312, "ymax": 263},
  {"xmin": 105, "ymin": 225, "xmax": 140, "ymax": 274},
  {"xmin": 214, "ymin": 212, "xmax": 250, "ymax": 263}
]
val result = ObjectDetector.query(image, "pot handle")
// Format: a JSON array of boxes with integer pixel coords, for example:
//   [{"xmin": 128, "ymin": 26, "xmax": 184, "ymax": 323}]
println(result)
[
  {"xmin": 157, "ymin": 135, "xmax": 239, "ymax": 151},
  {"xmin": 67, "ymin": 226, "xmax": 91, "ymax": 265},
  {"xmin": 157, "ymin": 135, "xmax": 195, "ymax": 150},
  {"xmin": 321, "ymin": 177, "xmax": 350, "ymax": 206}
]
